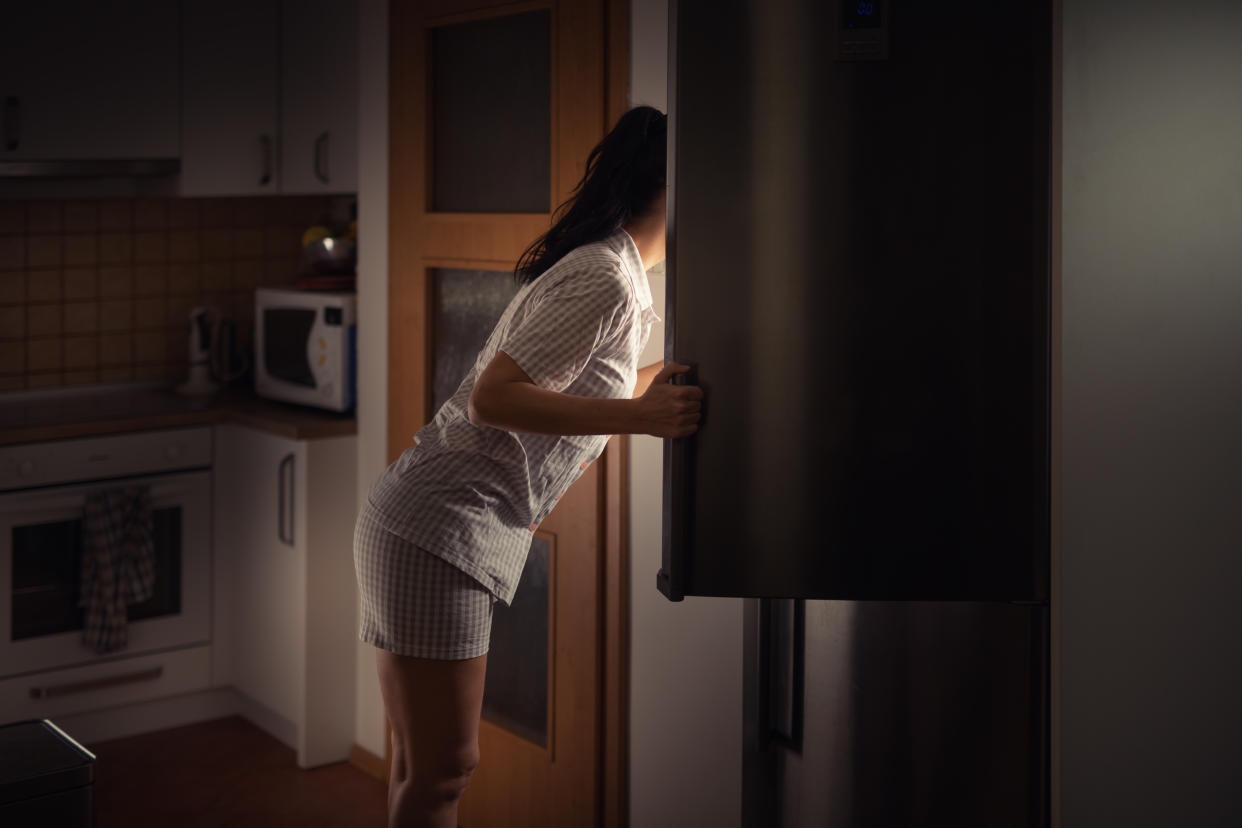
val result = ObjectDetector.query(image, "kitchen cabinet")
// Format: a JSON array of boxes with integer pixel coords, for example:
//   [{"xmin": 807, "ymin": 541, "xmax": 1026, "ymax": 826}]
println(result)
[
  {"xmin": 280, "ymin": 0, "xmax": 360, "ymax": 194},
  {"xmin": 181, "ymin": 1, "xmax": 281, "ymax": 196},
  {"xmin": 0, "ymin": 1, "xmax": 178, "ymax": 162},
  {"xmin": 180, "ymin": 0, "xmax": 358, "ymax": 196},
  {"xmin": 212, "ymin": 423, "xmax": 357, "ymax": 768}
]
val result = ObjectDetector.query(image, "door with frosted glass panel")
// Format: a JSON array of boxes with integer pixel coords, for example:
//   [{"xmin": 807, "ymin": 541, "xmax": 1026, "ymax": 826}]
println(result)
[{"xmin": 388, "ymin": 2, "xmax": 627, "ymax": 826}]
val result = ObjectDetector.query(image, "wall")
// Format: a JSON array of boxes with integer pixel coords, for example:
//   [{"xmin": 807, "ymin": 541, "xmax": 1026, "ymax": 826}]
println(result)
[
  {"xmin": 626, "ymin": 2, "xmax": 744, "ymax": 828},
  {"xmin": 0, "ymin": 196, "xmax": 326, "ymax": 390},
  {"xmin": 353, "ymin": 0, "xmax": 391, "ymax": 759},
  {"xmin": 1059, "ymin": 1, "xmax": 1242, "ymax": 825}
]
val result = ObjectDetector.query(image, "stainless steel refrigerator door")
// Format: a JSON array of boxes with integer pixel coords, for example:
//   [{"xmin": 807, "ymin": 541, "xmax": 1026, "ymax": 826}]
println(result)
[
  {"xmin": 743, "ymin": 600, "xmax": 1049, "ymax": 828},
  {"xmin": 661, "ymin": 0, "xmax": 1051, "ymax": 601}
]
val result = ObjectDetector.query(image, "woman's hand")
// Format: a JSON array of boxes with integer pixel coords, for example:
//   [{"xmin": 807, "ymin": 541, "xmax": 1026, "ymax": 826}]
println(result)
[{"xmin": 634, "ymin": 362, "xmax": 703, "ymax": 438}]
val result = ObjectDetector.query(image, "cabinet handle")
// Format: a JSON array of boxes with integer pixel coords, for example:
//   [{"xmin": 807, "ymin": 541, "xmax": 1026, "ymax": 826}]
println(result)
[
  {"xmin": 314, "ymin": 131, "xmax": 330, "ymax": 184},
  {"xmin": 30, "ymin": 666, "xmax": 163, "ymax": 700},
  {"xmin": 277, "ymin": 452, "xmax": 295, "ymax": 546},
  {"xmin": 3, "ymin": 96, "xmax": 19, "ymax": 152},
  {"xmin": 259, "ymin": 134, "xmax": 273, "ymax": 186}
]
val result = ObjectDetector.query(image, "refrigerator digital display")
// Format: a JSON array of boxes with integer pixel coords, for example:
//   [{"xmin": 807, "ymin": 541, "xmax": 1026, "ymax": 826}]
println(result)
[{"xmin": 843, "ymin": 0, "xmax": 883, "ymax": 29}]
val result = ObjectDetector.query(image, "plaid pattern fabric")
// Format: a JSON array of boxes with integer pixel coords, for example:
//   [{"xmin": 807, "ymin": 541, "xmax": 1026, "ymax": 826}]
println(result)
[
  {"xmin": 366, "ymin": 228, "xmax": 658, "ymax": 605},
  {"xmin": 353, "ymin": 501, "xmax": 497, "ymax": 659},
  {"xmin": 78, "ymin": 486, "xmax": 155, "ymax": 654}
]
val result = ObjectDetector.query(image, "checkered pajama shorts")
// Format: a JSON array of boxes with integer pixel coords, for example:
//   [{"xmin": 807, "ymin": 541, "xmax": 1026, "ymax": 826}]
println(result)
[{"xmin": 352, "ymin": 502, "xmax": 498, "ymax": 660}]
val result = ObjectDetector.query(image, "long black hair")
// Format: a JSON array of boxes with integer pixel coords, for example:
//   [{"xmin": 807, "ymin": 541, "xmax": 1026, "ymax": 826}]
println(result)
[{"xmin": 514, "ymin": 106, "xmax": 667, "ymax": 285}]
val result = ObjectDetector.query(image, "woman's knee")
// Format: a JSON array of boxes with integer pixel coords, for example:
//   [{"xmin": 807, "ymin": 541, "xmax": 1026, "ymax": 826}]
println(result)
[{"xmin": 411, "ymin": 747, "xmax": 480, "ymax": 804}]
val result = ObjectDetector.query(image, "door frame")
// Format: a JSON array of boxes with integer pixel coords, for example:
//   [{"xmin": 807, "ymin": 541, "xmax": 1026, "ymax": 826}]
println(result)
[{"xmin": 381, "ymin": 3, "xmax": 632, "ymax": 827}]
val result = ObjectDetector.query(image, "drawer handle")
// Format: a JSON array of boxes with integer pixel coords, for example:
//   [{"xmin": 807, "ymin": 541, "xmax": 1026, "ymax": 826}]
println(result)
[{"xmin": 29, "ymin": 665, "xmax": 163, "ymax": 700}]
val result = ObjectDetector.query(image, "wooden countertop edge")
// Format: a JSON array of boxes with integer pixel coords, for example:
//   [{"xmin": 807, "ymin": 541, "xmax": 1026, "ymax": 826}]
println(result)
[{"xmin": 0, "ymin": 404, "xmax": 358, "ymax": 447}]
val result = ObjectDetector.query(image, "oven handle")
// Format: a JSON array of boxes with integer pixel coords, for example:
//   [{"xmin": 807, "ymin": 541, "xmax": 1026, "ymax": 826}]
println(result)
[
  {"xmin": 278, "ymin": 453, "xmax": 295, "ymax": 546},
  {"xmin": 0, "ymin": 470, "xmax": 211, "ymax": 514},
  {"xmin": 30, "ymin": 665, "xmax": 163, "ymax": 700}
]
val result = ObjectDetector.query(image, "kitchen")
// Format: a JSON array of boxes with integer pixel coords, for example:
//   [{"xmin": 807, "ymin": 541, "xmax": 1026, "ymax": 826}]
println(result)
[{"xmin": 2, "ymin": 1, "xmax": 1241, "ymax": 828}]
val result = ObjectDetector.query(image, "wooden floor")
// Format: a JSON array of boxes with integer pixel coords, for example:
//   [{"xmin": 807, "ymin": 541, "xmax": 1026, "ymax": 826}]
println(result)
[{"xmin": 91, "ymin": 715, "xmax": 388, "ymax": 828}]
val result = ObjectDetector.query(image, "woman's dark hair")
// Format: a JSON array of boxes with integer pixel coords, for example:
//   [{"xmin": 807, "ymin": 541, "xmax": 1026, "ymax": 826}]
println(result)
[{"xmin": 514, "ymin": 106, "xmax": 667, "ymax": 284}]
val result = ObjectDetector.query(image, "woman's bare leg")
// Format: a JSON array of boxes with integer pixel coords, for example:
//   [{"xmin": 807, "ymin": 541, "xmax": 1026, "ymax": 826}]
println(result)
[{"xmin": 375, "ymin": 648, "xmax": 488, "ymax": 828}]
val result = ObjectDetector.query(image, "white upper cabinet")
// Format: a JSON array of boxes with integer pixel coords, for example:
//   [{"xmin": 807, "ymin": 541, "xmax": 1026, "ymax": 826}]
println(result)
[
  {"xmin": 280, "ymin": 0, "xmax": 359, "ymax": 194},
  {"xmin": 0, "ymin": 1, "xmax": 179, "ymax": 161},
  {"xmin": 181, "ymin": 0, "xmax": 281, "ymax": 196},
  {"xmin": 180, "ymin": 0, "xmax": 358, "ymax": 196}
]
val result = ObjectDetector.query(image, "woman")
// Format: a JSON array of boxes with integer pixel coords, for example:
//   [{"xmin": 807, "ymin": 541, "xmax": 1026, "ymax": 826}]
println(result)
[{"xmin": 353, "ymin": 105, "xmax": 702, "ymax": 828}]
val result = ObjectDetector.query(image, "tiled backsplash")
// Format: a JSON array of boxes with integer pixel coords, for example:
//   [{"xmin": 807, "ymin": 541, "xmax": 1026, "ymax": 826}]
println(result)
[{"xmin": 0, "ymin": 196, "xmax": 333, "ymax": 391}]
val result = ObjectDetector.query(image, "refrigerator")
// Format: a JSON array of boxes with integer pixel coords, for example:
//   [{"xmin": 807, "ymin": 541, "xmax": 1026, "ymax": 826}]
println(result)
[{"xmin": 660, "ymin": 1, "xmax": 1051, "ymax": 826}]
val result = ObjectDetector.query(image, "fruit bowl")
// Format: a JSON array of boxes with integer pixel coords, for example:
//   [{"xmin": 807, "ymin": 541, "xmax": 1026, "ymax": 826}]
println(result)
[{"xmin": 303, "ymin": 236, "xmax": 357, "ymax": 275}]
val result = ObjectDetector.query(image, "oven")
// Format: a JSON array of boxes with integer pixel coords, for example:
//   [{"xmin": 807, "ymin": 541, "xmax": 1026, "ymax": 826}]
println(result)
[{"xmin": 0, "ymin": 428, "xmax": 212, "ymax": 680}]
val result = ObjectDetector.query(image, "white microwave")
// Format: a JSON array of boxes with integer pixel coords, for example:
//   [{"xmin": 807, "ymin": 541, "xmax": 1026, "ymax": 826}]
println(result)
[{"xmin": 255, "ymin": 288, "xmax": 357, "ymax": 412}]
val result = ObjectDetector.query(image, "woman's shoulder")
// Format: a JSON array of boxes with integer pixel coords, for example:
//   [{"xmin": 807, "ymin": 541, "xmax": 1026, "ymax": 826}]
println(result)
[{"xmin": 540, "ymin": 235, "xmax": 634, "ymax": 295}]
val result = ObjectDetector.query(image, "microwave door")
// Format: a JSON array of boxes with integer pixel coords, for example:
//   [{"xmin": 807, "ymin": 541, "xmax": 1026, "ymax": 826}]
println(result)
[{"xmin": 263, "ymin": 308, "xmax": 318, "ymax": 387}]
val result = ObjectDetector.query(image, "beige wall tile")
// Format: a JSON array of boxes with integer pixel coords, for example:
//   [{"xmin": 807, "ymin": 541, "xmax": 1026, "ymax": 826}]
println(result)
[
  {"xmin": 0, "ymin": 305, "xmax": 24, "ymax": 339},
  {"xmin": 27, "ymin": 236, "xmax": 62, "ymax": 269},
  {"xmin": 134, "ymin": 363, "xmax": 173, "ymax": 381},
  {"xmin": 134, "ymin": 265, "xmax": 166, "ymax": 296},
  {"xmin": 97, "ymin": 299, "xmax": 133, "ymax": 332},
  {"xmin": 167, "ymin": 263, "xmax": 200, "ymax": 294},
  {"xmin": 0, "ymin": 375, "xmax": 25, "ymax": 391},
  {"xmin": 98, "ymin": 200, "xmax": 132, "ymax": 232},
  {"xmin": 134, "ymin": 297, "xmax": 165, "ymax": 329},
  {"xmin": 64, "ymin": 369, "xmax": 99, "ymax": 386},
  {"xmin": 265, "ymin": 259, "xmax": 299, "ymax": 286},
  {"xmin": 63, "ymin": 336, "xmax": 98, "ymax": 369},
  {"xmin": 168, "ymin": 200, "xmax": 200, "ymax": 230},
  {"xmin": 0, "ymin": 340, "xmax": 24, "ymax": 373},
  {"xmin": 134, "ymin": 330, "xmax": 164, "ymax": 363},
  {"xmin": 63, "ymin": 268, "xmax": 97, "ymax": 300},
  {"xmin": 0, "ymin": 237, "xmax": 24, "ymax": 270},
  {"xmin": 235, "ymin": 200, "xmax": 266, "ymax": 227},
  {"xmin": 164, "ymin": 329, "xmax": 185, "ymax": 362},
  {"xmin": 0, "ymin": 203, "xmax": 25, "ymax": 235},
  {"xmin": 26, "ymin": 270, "xmax": 61, "ymax": 303},
  {"xmin": 100, "ymin": 333, "xmax": 133, "ymax": 366},
  {"xmin": 99, "ymin": 365, "xmax": 133, "ymax": 382},
  {"xmin": 26, "ymin": 201, "xmax": 63, "ymax": 233},
  {"xmin": 64, "ymin": 201, "xmax": 99, "ymax": 233},
  {"xmin": 0, "ymin": 270, "xmax": 22, "ymax": 304},
  {"xmin": 168, "ymin": 230, "xmax": 201, "ymax": 262},
  {"xmin": 232, "ymin": 260, "xmax": 263, "ymax": 291},
  {"xmin": 235, "ymin": 229, "xmax": 264, "ymax": 258},
  {"xmin": 26, "ymin": 338, "xmax": 62, "ymax": 372},
  {"xmin": 98, "ymin": 234, "xmax": 133, "ymax": 265},
  {"xmin": 166, "ymin": 294, "xmax": 195, "ymax": 328},
  {"xmin": 264, "ymin": 227, "xmax": 301, "ymax": 260},
  {"xmin": 63, "ymin": 301, "xmax": 98, "ymax": 335},
  {"xmin": 64, "ymin": 234, "xmax": 97, "ymax": 267},
  {"xmin": 99, "ymin": 266, "xmax": 133, "ymax": 298},
  {"xmin": 134, "ymin": 199, "xmax": 169, "ymax": 230},
  {"xmin": 201, "ymin": 292, "xmax": 230, "ymax": 316},
  {"xmin": 27, "ymin": 372, "xmax": 62, "ymax": 389},
  {"xmin": 200, "ymin": 228, "xmax": 233, "ymax": 261},
  {"xmin": 201, "ymin": 199, "xmax": 234, "ymax": 228},
  {"xmin": 201, "ymin": 261, "xmax": 231, "ymax": 291},
  {"xmin": 135, "ymin": 232, "xmax": 167, "ymax": 264},
  {"xmin": 27, "ymin": 304, "xmax": 62, "ymax": 337}
]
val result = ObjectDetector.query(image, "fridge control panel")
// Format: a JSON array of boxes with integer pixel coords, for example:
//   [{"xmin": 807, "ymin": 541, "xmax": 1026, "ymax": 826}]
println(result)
[{"xmin": 837, "ymin": 0, "xmax": 890, "ymax": 61}]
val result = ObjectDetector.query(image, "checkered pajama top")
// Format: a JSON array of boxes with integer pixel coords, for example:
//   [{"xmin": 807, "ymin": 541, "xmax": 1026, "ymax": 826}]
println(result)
[{"xmin": 365, "ymin": 228, "xmax": 659, "ymax": 605}]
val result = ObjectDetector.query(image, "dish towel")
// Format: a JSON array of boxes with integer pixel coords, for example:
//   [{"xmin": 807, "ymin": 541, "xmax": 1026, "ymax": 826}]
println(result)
[{"xmin": 78, "ymin": 486, "xmax": 156, "ymax": 654}]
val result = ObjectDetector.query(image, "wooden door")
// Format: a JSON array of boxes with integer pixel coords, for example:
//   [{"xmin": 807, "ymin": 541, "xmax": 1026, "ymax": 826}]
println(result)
[{"xmin": 388, "ymin": 2, "xmax": 629, "ymax": 826}]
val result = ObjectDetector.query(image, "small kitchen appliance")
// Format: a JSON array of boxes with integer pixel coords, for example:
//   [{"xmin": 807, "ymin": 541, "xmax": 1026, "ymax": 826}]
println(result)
[
  {"xmin": 254, "ymin": 288, "xmax": 356, "ymax": 412},
  {"xmin": 174, "ymin": 307, "xmax": 249, "ymax": 397}
]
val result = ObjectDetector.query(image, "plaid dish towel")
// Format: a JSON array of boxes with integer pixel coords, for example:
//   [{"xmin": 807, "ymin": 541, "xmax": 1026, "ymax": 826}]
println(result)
[{"xmin": 78, "ymin": 486, "xmax": 156, "ymax": 654}]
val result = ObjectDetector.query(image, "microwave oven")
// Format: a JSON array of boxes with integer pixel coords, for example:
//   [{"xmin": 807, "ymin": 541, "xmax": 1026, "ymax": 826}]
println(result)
[{"xmin": 255, "ymin": 288, "xmax": 356, "ymax": 411}]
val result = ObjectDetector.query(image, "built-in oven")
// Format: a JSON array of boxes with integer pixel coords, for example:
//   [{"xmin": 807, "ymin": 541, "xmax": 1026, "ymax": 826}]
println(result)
[{"xmin": 0, "ymin": 428, "xmax": 212, "ymax": 680}]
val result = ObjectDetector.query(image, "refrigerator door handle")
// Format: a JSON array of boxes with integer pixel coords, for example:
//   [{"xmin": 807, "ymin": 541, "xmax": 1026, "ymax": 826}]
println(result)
[
  {"xmin": 761, "ymin": 598, "xmax": 804, "ymax": 749},
  {"xmin": 658, "ymin": 366, "xmax": 697, "ymax": 601}
]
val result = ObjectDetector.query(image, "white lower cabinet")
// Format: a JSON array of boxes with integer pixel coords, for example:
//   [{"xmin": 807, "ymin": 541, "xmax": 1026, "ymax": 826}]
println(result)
[{"xmin": 212, "ymin": 424, "xmax": 358, "ymax": 768}]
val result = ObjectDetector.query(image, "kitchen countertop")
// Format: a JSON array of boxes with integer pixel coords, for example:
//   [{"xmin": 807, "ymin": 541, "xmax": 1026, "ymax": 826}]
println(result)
[{"xmin": 0, "ymin": 382, "xmax": 358, "ymax": 446}]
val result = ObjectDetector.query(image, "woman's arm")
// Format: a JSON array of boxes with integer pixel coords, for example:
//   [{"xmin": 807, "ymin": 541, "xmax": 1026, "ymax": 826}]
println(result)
[
  {"xmin": 633, "ymin": 361, "xmax": 664, "ymax": 399},
  {"xmin": 469, "ymin": 350, "xmax": 702, "ymax": 438}
]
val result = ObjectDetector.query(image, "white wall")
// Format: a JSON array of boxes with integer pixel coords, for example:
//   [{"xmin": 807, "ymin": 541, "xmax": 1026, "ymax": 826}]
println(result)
[
  {"xmin": 627, "ymin": 2, "xmax": 744, "ymax": 827},
  {"xmin": 1059, "ymin": 1, "xmax": 1242, "ymax": 825},
  {"xmin": 352, "ymin": 0, "xmax": 390, "ymax": 759}
]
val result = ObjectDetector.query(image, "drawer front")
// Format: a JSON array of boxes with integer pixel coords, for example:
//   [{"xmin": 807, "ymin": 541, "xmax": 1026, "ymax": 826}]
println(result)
[
  {"xmin": 0, "ymin": 645, "xmax": 211, "ymax": 722},
  {"xmin": 0, "ymin": 427, "xmax": 213, "ymax": 491}
]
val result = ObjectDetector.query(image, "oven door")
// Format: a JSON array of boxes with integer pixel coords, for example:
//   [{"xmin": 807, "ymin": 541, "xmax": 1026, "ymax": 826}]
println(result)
[{"xmin": 0, "ymin": 470, "xmax": 211, "ymax": 677}]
